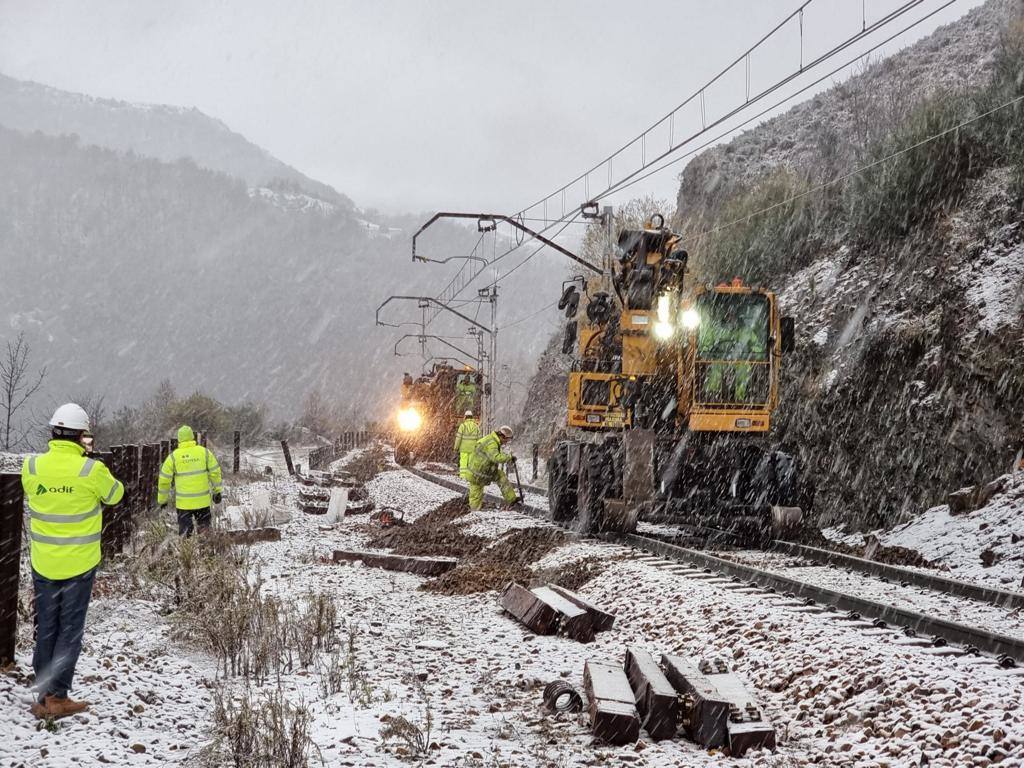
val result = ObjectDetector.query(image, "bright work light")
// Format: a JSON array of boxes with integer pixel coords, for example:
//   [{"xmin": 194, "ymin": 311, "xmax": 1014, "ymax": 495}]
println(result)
[
  {"xmin": 397, "ymin": 407, "xmax": 423, "ymax": 432},
  {"xmin": 653, "ymin": 294, "xmax": 674, "ymax": 340},
  {"xmin": 681, "ymin": 308, "xmax": 701, "ymax": 329}
]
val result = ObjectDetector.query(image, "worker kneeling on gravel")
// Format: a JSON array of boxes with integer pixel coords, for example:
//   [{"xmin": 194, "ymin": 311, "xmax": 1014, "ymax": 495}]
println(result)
[
  {"xmin": 454, "ymin": 410, "xmax": 481, "ymax": 481},
  {"xmin": 22, "ymin": 403, "xmax": 124, "ymax": 719},
  {"xmin": 467, "ymin": 425, "xmax": 519, "ymax": 510},
  {"xmin": 158, "ymin": 425, "xmax": 223, "ymax": 536}
]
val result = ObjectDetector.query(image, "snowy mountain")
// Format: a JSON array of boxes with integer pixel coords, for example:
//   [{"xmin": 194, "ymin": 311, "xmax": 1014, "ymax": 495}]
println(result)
[
  {"xmin": 0, "ymin": 128, "xmax": 560, "ymax": 430},
  {"xmin": 0, "ymin": 72, "xmax": 349, "ymax": 206}
]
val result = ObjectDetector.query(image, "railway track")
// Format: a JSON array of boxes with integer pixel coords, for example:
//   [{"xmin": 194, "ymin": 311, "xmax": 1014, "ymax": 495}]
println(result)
[{"xmin": 405, "ymin": 464, "xmax": 1024, "ymax": 670}]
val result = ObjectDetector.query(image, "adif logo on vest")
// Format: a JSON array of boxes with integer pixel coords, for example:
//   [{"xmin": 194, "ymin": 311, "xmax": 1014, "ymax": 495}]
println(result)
[{"xmin": 36, "ymin": 484, "xmax": 74, "ymax": 495}]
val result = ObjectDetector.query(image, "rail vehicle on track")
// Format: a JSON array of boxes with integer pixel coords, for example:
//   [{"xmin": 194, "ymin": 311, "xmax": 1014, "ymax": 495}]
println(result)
[
  {"xmin": 393, "ymin": 362, "xmax": 482, "ymax": 466},
  {"xmin": 548, "ymin": 214, "xmax": 813, "ymax": 544}
]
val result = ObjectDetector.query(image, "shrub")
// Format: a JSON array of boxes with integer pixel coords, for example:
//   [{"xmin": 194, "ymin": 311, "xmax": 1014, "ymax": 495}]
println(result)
[
  {"xmin": 692, "ymin": 170, "xmax": 821, "ymax": 285},
  {"xmin": 846, "ymin": 91, "xmax": 981, "ymax": 242},
  {"xmin": 973, "ymin": 19, "xmax": 1024, "ymax": 197}
]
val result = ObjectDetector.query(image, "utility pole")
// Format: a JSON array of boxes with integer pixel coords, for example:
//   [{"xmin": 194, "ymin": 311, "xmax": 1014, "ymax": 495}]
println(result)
[{"xmin": 478, "ymin": 286, "xmax": 498, "ymax": 429}]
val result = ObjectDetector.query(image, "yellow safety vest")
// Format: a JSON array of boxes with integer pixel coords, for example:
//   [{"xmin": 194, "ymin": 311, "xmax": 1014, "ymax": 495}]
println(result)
[
  {"xmin": 468, "ymin": 432, "xmax": 511, "ymax": 481},
  {"xmin": 157, "ymin": 440, "xmax": 223, "ymax": 510},
  {"xmin": 454, "ymin": 419, "xmax": 481, "ymax": 454},
  {"xmin": 22, "ymin": 440, "xmax": 124, "ymax": 580}
]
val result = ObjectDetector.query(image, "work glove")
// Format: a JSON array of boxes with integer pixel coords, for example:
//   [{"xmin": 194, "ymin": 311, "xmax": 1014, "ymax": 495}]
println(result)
[{"xmin": 212, "ymin": 492, "xmax": 223, "ymax": 505}]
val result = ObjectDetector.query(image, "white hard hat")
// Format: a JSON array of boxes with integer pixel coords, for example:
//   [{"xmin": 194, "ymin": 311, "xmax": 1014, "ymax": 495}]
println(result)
[
  {"xmin": 49, "ymin": 403, "xmax": 91, "ymax": 431},
  {"xmin": 497, "ymin": 425, "xmax": 514, "ymax": 440},
  {"xmin": 464, "ymin": 410, "xmax": 474, "ymax": 418}
]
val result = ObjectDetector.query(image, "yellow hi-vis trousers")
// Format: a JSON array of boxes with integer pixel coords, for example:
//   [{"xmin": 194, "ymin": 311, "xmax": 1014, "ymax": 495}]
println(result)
[
  {"xmin": 468, "ymin": 469, "xmax": 517, "ymax": 510},
  {"xmin": 459, "ymin": 450, "xmax": 473, "ymax": 481}
]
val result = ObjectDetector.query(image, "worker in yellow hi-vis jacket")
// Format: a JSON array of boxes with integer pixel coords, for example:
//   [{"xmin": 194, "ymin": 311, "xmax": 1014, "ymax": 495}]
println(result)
[
  {"xmin": 22, "ymin": 403, "xmax": 124, "ymax": 720},
  {"xmin": 467, "ymin": 425, "xmax": 519, "ymax": 510},
  {"xmin": 158, "ymin": 425, "xmax": 223, "ymax": 536},
  {"xmin": 453, "ymin": 411, "xmax": 481, "ymax": 481}
]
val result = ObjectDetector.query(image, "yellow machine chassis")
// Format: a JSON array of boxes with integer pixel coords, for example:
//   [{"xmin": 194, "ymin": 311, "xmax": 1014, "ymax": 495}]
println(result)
[{"xmin": 567, "ymin": 371, "xmax": 631, "ymax": 429}]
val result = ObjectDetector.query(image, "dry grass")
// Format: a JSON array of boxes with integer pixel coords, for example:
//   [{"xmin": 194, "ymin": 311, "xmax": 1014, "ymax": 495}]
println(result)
[
  {"xmin": 131, "ymin": 531, "xmax": 337, "ymax": 683},
  {"xmin": 205, "ymin": 687, "xmax": 316, "ymax": 768}
]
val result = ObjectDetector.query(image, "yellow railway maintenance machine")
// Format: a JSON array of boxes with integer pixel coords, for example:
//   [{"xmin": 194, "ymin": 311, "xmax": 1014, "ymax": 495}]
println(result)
[{"xmin": 548, "ymin": 215, "xmax": 812, "ymax": 544}]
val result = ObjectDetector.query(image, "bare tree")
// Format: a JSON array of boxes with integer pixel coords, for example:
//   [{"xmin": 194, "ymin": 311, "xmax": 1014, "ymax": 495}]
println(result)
[{"xmin": 0, "ymin": 332, "xmax": 47, "ymax": 450}]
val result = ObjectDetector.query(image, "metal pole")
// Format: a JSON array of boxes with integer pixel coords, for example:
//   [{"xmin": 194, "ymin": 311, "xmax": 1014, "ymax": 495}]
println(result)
[
  {"xmin": 0, "ymin": 472, "xmax": 24, "ymax": 665},
  {"xmin": 281, "ymin": 440, "xmax": 296, "ymax": 476},
  {"xmin": 532, "ymin": 444, "xmax": 539, "ymax": 482},
  {"xmin": 603, "ymin": 205, "xmax": 614, "ymax": 279},
  {"xmin": 233, "ymin": 431, "xmax": 240, "ymax": 474}
]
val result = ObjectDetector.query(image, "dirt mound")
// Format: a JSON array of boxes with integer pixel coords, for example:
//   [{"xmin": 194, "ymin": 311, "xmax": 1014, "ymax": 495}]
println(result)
[
  {"xmin": 534, "ymin": 556, "xmax": 608, "ymax": 592},
  {"xmin": 418, "ymin": 526, "xmax": 569, "ymax": 595},
  {"xmin": 477, "ymin": 527, "xmax": 567, "ymax": 566},
  {"xmin": 339, "ymin": 444, "xmax": 389, "ymax": 483},
  {"xmin": 367, "ymin": 497, "xmax": 479, "ymax": 558},
  {"xmin": 421, "ymin": 563, "xmax": 531, "ymax": 596}
]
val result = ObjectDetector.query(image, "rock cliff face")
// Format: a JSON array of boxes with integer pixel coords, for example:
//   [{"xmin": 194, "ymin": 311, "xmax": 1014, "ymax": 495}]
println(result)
[{"xmin": 519, "ymin": 1, "xmax": 1024, "ymax": 525}]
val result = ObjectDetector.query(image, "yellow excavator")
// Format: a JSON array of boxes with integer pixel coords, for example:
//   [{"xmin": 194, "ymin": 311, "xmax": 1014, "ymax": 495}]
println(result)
[{"xmin": 548, "ymin": 214, "xmax": 812, "ymax": 543}]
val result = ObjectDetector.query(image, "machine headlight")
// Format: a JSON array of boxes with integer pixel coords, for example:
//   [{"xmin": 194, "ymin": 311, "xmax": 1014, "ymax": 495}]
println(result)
[
  {"xmin": 397, "ymin": 407, "xmax": 423, "ymax": 432},
  {"xmin": 681, "ymin": 308, "xmax": 701, "ymax": 329},
  {"xmin": 653, "ymin": 321, "xmax": 674, "ymax": 340},
  {"xmin": 653, "ymin": 293, "xmax": 674, "ymax": 339}
]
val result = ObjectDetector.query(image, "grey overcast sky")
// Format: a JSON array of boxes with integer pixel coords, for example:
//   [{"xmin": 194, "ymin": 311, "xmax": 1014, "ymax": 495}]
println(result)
[{"xmin": 0, "ymin": 0, "xmax": 984, "ymax": 214}]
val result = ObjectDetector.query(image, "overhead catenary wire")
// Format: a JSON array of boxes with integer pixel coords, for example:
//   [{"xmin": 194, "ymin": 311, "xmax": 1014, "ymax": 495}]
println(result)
[
  {"xmin": 593, "ymin": 0, "xmax": 960, "ymax": 203},
  {"xmin": 480, "ymin": 1, "xmax": 972, "ymax": 329},
  {"xmin": 432, "ymin": 0, "xmax": 941, "ymax": 304},
  {"xmin": 512, "ymin": 0, "xmax": 928, "ymax": 224},
  {"xmin": 512, "ymin": 0, "xmax": 824, "ymax": 220},
  {"xmin": 499, "ymin": 299, "xmax": 561, "ymax": 331},
  {"xmin": 405, "ymin": 0, "xmax": 950, "ymax": 354}
]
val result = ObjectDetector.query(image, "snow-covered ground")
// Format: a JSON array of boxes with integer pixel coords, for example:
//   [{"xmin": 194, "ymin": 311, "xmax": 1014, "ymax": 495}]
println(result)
[
  {"xmin": 4, "ymin": 461, "xmax": 1024, "ymax": 767},
  {"xmin": 825, "ymin": 473, "xmax": 1024, "ymax": 590},
  {"xmin": 1, "ymin": 450, "xmax": 24, "ymax": 472}
]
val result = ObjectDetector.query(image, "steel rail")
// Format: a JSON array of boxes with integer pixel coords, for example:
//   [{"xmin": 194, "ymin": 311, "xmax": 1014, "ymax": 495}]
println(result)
[
  {"xmin": 609, "ymin": 534, "xmax": 1023, "ymax": 667},
  {"xmin": 771, "ymin": 540, "xmax": 1024, "ymax": 611},
  {"xmin": 405, "ymin": 464, "xmax": 1023, "ymax": 667}
]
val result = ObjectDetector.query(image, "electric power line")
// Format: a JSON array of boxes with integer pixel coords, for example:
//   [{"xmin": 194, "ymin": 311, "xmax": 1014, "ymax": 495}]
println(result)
[
  {"xmin": 432, "ymin": 0, "xmax": 942, "ymax": 304},
  {"xmin": 594, "ymin": 0, "xmax": 960, "ymax": 203}
]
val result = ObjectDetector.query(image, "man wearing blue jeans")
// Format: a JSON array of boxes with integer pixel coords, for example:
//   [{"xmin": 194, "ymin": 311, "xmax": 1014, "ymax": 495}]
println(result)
[{"xmin": 22, "ymin": 403, "xmax": 123, "ymax": 718}]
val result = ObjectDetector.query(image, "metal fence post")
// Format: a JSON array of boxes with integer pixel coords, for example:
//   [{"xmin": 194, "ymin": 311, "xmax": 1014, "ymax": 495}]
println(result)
[
  {"xmin": 280, "ymin": 440, "xmax": 295, "ymax": 476},
  {"xmin": 0, "ymin": 473, "xmax": 24, "ymax": 665},
  {"xmin": 532, "ymin": 443, "xmax": 539, "ymax": 482},
  {"xmin": 141, "ymin": 444, "xmax": 158, "ymax": 511},
  {"xmin": 233, "ymin": 431, "xmax": 240, "ymax": 474}
]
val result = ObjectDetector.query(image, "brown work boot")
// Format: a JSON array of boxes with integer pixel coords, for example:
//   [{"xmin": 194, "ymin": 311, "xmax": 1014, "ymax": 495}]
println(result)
[{"xmin": 33, "ymin": 694, "xmax": 89, "ymax": 719}]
